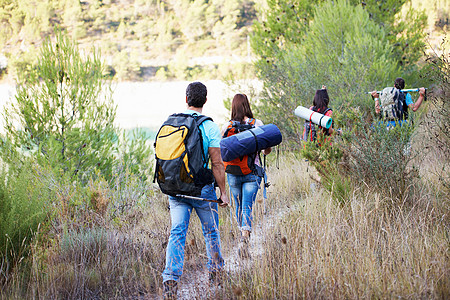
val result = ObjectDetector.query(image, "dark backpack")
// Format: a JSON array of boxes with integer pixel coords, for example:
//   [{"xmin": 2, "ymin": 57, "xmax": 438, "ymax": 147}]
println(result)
[
  {"xmin": 303, "ymin": 108, "xmax": 332, "ymax": 142},
  {"xmin": 222, "ymin": 118, "xmax": 259, "ymax": 176},
  {"xmin": 380, "ymin": 87, "xmax": 407, "ymax": 121},
  {"xmin": 154, "ymin": 113, "xmax": 214, "ymax": 197}
]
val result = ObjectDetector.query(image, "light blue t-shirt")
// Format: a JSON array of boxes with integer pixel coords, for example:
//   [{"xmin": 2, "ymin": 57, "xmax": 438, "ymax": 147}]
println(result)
[
  {"xmin": 184, "ymin": 109, "xmax": 221, "ymax": 167},
  {"xmin": 405, "ymin": 93, "xmax": 413, "ymax": 106}
]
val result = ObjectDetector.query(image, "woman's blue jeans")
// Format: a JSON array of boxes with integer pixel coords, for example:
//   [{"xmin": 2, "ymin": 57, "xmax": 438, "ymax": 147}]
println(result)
[
  {"xmin": 162, "ymin": 183, "xmax": 224, "ymax": 283},
  {"xmin": 227, "ymin": 173, "xmax": 261, "ymax": 232}
]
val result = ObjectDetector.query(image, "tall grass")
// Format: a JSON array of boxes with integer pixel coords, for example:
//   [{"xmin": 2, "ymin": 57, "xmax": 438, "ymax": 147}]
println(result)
[
  {"xmin": 1, "ymin": 150, "xmax": 448, "ymax": 299},
  {"xmin": 0, "ymin": 161, "xmax": 50, "ymax": 290},
  {"xmin": 217, "ymin": 155, "xmax": 449, "ymax": 299}
]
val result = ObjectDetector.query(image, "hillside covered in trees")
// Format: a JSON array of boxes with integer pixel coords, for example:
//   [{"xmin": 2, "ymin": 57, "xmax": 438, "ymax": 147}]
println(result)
[
  {"xmin": 0, "ymin": 0, "xmax": 262, "ymax": 81},
  {"xmin": 0, "ymin": 0, "xmax": 448, "ymax": 82}
]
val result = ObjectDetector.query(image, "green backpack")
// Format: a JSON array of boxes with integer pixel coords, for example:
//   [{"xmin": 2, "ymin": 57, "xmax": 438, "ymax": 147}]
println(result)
[{"xmin": 154, "ymin": 113, "xmax": 214, "ymax": 197}]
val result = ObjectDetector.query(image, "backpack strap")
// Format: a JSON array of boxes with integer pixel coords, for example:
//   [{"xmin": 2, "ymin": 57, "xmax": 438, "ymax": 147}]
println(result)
[
  {"xmin": 222, "ymin": 120, "xmax": 236, "ymax": 138},
  {"xmin": 192, "ymin": 114, "xmax": 213, "ymax": 165}
]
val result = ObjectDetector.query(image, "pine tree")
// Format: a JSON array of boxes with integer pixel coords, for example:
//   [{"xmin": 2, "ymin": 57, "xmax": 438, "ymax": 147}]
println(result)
[
  {"xmin": 254, "ymin": 0, "xmax": 399, "ymax": 146},
  {"xmin": 3, "ymin": 30, "xmax": 117, "ymax": 182}
]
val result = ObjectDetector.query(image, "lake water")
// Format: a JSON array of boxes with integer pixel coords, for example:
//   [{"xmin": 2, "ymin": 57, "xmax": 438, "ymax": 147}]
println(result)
[{"xmin": 0, "ymin": 80, "xmax": 239, "ymax": 135}]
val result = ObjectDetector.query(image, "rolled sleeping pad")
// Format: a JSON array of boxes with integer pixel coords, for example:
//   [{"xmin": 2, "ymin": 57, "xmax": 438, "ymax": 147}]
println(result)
[
  {"xmin": 220, "ymin": 124, "xmax": 282, "ymax": 162},
  {"xmin": 294, "ymin": 106, "xmax": 332, "ymax": 129}
]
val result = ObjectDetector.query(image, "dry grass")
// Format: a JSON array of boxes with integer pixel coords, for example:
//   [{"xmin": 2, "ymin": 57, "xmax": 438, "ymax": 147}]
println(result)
[
  {"xmin": 217, "ymin": 154, "xmax": 449, "ymax": 299},
  {"xmin": 1, "ymin": 151, "xmax": 448, "ymax": 299}
]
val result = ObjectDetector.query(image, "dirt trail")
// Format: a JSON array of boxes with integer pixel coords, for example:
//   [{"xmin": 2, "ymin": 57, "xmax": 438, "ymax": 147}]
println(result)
[{"xmin": 172, "ymin": 203, "xmax": 291, "ymax": 299}]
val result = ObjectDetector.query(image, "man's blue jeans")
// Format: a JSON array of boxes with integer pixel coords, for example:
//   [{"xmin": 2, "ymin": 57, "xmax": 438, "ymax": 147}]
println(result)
[
  {"xmin": 227, "ymin": 173, "xmax": 261, "ymax": 232},
  {"xmin": 162, "ymin": 183, "xmax": 224, "ymax": 283}
]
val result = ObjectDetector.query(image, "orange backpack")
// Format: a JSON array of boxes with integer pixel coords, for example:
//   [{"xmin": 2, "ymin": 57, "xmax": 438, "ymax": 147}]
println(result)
[{"xmin": 222, "ymin": 118, "xmax": 257, "ymax": 175}]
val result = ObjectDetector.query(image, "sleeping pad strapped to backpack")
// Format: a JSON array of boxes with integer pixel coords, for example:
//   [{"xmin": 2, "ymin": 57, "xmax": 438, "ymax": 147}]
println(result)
[
  {"xmin": 220, "ymin": 123, "xmax": 282, "ymax": 167},
  {"xmin": 154, "ymin": 113, "xmax": 214, "ymax": 197},
  {"xmin": 222, "ymin": 118, "xmax": 257, "ymax": 175}
]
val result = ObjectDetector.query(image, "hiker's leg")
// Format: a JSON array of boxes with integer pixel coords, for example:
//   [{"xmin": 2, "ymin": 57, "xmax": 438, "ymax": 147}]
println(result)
[
  {"xmin": 162, "ymin": 197, "xmax": 193, "ymax": 282},
  {"xmin": 194, "ymin": 184, "xmax": 224, "ymax": 272},
  {"xmin": 227, "ymin": 174, "xmax": 244, "ymax": 228},
  {"xmin": 240, "ymin": 174, "xmax": 262, "ymax": 232}
]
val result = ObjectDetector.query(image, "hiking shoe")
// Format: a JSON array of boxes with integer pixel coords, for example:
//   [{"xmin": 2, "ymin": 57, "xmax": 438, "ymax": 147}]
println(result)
[{"xmin": 163, "ymin": 280, "xmax": 178, "ymax": 300}]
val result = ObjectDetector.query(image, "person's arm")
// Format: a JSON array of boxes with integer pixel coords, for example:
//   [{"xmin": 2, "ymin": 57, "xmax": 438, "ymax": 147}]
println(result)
[
  {"xmin": 409, "ymin": 87, "xmax": 426, "ymax": 112},
  {"xmin": 371, "ymin": 91, "xmax": 381, "ymax": 114},
  {"xmin": 208, "ymin": 147, "xmax": 229, "ymax": 207}
]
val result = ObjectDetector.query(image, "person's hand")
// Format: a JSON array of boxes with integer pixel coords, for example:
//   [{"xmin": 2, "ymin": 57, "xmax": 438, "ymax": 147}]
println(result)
[
  {"xmin": 262, "ymin": 147, "xmax": 272, "ymax": 155},
  {"xmin": 375, "ymin": 103, "xmax": 381, "ymax": 114},
  {"xmin": 218, "ymin": 192, "xmax": 229, "ymax": 207},
  {"xmin": 371, "ymin": 91, "xmax": 379, "ymax": 98},
  {"xmin": 322, "ymin": 85, "xmax": 327, "ymax": 90},
  {"xmin": 419, "ymin": 87, "xmax": 426, "ymax": 96}
]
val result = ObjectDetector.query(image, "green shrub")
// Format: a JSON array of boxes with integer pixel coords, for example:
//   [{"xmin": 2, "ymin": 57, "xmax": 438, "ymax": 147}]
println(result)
[
  {"xmin": 300, "ymin": 134, "xmax": 348, "ymax": 204},
  {"xmin": 343, "ymin": 121, "xmax": 419, "ymax": 203},
  {"xmin": 3, "ymin": 30, "xmax": 118, "ymax": 183},
  {"xmin": 0, "ymin": 161, "xmax": 50, "ymax": 280},
  {"xmin": 59, "ymin": 228, "xmax": 107, "ymax": 266}
]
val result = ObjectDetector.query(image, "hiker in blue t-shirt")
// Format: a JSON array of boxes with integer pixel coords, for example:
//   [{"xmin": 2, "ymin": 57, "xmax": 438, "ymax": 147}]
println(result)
[
  {"xmin": 371, "ymin": 77, "xmax": 426, "ymax": 127},
  {"xmin": 162, "ymin": 82, "xmax": 229, "ymax": 298}
]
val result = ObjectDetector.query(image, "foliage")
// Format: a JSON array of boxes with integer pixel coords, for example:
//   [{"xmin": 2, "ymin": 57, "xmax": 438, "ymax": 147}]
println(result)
[
  {"xmin": 253, "ymin": 0, "xmax": 399, "ymax": 146},
  {"xmin": 0, "ymin": 160, "xmax": 50, "ymax": 281},
  {"xmin": 361, "ymin": 0, "xmax": 428, "ymax": 78},
  {"xmin": 420, "ymin": 38, "xmax": 450, "ymax": 196},
  {"xmin": 252, "ymin": 0, "xmax": 428, "ymax": 82},
  {"xmin": 116, "ymin": 129, "xmax": 153, "ymax": 182},
  {"xmin": 343, "ymin": 121, "xmax": 419, "ymax": 202},
  {"xmin": 300, "ymin": 133, "xmax": 348, "ymax": 204},
  {"xmin": 3, "ymin": 30, "xmax": 118, "ymax": 182},
  {"xmin": 0, "ymin": 0, "xmax": 262, "ymax": 81},
  {"xmin": 251, "ymin": 0, "xmax": 321, "ymax": 64}
]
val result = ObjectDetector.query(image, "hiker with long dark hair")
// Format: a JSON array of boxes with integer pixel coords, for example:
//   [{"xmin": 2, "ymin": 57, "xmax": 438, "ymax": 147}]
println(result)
[
  {"xmin": 303, "ymin": 85, "xmax": 336, "ymax": 142},
  {"xmin": 221, "ymin": 93, "xmax": 271, "ymax": 258}
]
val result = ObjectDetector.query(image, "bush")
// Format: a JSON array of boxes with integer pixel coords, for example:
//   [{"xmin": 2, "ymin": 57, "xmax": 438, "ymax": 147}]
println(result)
[
  {"xmin": 300, "ymin": 133, "xmax": 349, "ymax": 204},
  {"xmin": 419, "ymin": 41, "xmax": 450, "ymax": 198},
  {"xmin": 253, "ymin": 0, "xmax": 399, "ymax": 146},
  {"xmin": 3, "ymin": 30, "xmax": 118, "ymax": 183},
  {"xmin": 0, "ymin": 161, "xmax": 50, "ymax": 282},
  {"xmin": 343, "ymin": 121, "xmax": 419, "ymax": 204}
]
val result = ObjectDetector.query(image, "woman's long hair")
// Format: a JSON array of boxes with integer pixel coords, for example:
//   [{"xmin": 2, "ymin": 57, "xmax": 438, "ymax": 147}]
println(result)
[
  {"xmin": 231, "ymin": 94, "xmax": 253, "ymax": 123},
  {"xmin": 313, "ymin": 89, "xmax": 330, "ymax": 113}
]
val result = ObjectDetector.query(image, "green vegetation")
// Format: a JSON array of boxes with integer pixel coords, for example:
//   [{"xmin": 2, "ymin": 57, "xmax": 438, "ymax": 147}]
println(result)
[
  {"xmin": 0, "ymin": 0, "xmax": 262, "ymax": 81},
  {"xmin": 0, "ymin": 161, "xmax": 50, "ymax": 283},
  {"xmin": 251, "ymin": 0, "xmax": 431, "ymax": 146},
  {"xmin": 4, "ymin": 30, "xmax": 117, "ymax": 182}
]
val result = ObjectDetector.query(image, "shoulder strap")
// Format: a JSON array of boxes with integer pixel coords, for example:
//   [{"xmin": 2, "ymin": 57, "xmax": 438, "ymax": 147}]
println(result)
[
  {"xmin": 193, "ymin": 114, "xmax": 213, "ymax": 126},
  {"xmin": 222, "ymin": 120, "xmax": 235, "ymax": 138},
  {"xmin": 192, "ymin": 114, "xmax": 213, "ymax": 164}
]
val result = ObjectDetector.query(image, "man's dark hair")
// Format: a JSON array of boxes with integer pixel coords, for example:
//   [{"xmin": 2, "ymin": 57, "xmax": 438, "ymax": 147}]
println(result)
[
  {"xmin": 186, "ymin": 82, "xmax": 207, "ymax": 108},
  {"xmin": 394, "ymin": 77, "xmax": 405, "ymax": 90}
]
